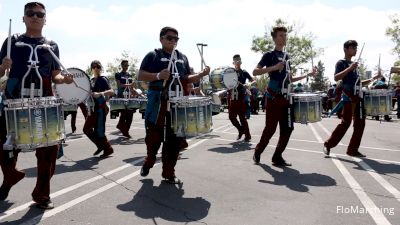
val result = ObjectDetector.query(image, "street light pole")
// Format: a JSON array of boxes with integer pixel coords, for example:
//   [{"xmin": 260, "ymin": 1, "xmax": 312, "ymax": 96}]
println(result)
[{"xmin": 196, "ymin": 43, "xmax": 207, "ymax": 70}]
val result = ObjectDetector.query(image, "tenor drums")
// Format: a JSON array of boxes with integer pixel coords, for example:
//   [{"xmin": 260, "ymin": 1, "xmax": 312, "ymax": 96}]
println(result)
[
  {"xmin": 170, "ymin": 96, "xmax": 212, "ymax": 137},
  {"xmin": 56, "ymin": 67, "xmax": 91, "ymax": 104},
  {"xmin": 209, "ymin": 67, "xmax": 237, "ymax": 90},
  {"xmin": 292, "ymin": 93, "xmax": 322, "ymax": 124},
  {"xmin": 3, "ymin": 97, "xmax": 65, "ymax": 151},
  {"xmin": 109, "ymin": 98, "xmax": 126, "ymax": 112},
  {"xmin": 126, "ymin": 98, "xmax": 147, "ymax": 110},
  {"xmin": 364, "ymin": 89, "xmax": 391, "ymax": 116}
]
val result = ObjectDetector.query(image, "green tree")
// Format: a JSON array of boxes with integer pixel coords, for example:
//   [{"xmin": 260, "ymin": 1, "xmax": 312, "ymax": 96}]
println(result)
[
  {"xmin": 386, "ymin": 14, "xmax": 400, "ymax": 58},
  {"xmin": 310, "ymin": 61, "xmax": 328, "ymax": 91},
  {"xmin": 254, "ymin": 74, "xmax": 269, "ymax": 91},
  {"xmin": 251, "ymin": 18, "xmax": 323, "ymax": 73}
]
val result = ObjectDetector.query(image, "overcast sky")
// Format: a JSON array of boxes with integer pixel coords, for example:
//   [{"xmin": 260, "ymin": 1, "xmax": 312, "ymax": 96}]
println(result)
[{"xmin": 0, "ymin": 0, "xmax": 399, "ymax": 83}]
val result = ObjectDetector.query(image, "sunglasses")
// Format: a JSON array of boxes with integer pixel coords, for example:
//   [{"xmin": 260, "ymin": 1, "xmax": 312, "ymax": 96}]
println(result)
[
  {"xmin": 25, "ymin": 10, "xmax": 46, "ymax": 18},
  {"xmin": 163, "ymin": 35, "xmax": 179, "ymax": 42},
  {"xmin": 92, "ymin": 65, "xmax": 101, "ymax": 69}
]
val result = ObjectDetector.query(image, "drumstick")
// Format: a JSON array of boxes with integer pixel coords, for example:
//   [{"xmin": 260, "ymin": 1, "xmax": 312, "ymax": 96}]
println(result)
[
  {"xmin": 356, "ymin": 42, "xmax": 365, "ymax": 63},
  {"xmin": 42, "ymin": 45, "xmax": 91, "ymax": 95},
  {"xmin": 196, "ymin": 44, "xmax": 207, "ymax": 67},
  {"xmin": 5, "ymin": 19, "xmax": 11, "ymax": 76},
  {"xmin": 308, "ymin": 44, "xmax": 314, "ymax": 83}
]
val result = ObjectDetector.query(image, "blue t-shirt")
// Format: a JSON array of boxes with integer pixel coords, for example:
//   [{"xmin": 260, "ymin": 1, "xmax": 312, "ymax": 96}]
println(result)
[
  {"xmin": 139, "ymin": 48, "xmax": 190, "ymax": 89},
  {"xmin": 235, "ymin": 69, "xmax": 253, "ymax": 94},
  {"xmin": 258, "ymin": 50, "xmax": 291, "ymax": 93},
  {"xmin": 115, "ymin": 71, "xmax": 132, "ymax": 97},
  {"xmin": 0, "ymin": 34, "xmax": 60, "ymax": 98},
  {"xmin": 91, "ymin": 76, "xmax": 111, "ymax": 105},
  {"xmin": 335, "ymin": 59, "xmax": 359, "ymax": 92}
]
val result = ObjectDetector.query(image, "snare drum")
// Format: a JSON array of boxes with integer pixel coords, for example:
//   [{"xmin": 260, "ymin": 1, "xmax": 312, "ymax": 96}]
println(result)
[
  {"xmin": 170, "ymin": 96, "xmax": 212, "ymax": 137},
  {"xmin": 3, "ymin": 97, "xmax": 65, "ymax": 151},
  {"xmin": 209, "ymin": 67, "xmax": 238, "ymax": 90},
  {"xmin": 56, "ymin": 68, "xmax": 91, "ymax": 104},
  {"xmin": 364, "ymin": 89, "xmax": 391, "ymax": 116},
  {"xmin": 291, "ymin": 93, "xmax": 322, "ymax": 124}
]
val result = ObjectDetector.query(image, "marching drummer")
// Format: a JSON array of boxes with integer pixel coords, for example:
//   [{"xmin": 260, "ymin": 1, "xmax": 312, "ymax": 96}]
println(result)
[
  {"xmin": 115, "ymin": 59, "xmax": 135, "ymax": 138},
  {"xmin": 322, "ymin": 40, "xmax": 382, "ymax": 157},
  {"xmin": 252, "ymin": 26, "xmax": 316, "ymax": 166},
  {"xmin": 229, "ymin": 54, "xmax": 254, "ymax": 142},
  {"xmin": 0, "ymin": 2, "xmax": 73, "ymax": 209},
  {"xmin": 83, "ymin": 60, "xmax": 114, "ymax": 158},
  {"xmin": 138, "ymin": 26, "xmax": 210, "ymax": 184}
]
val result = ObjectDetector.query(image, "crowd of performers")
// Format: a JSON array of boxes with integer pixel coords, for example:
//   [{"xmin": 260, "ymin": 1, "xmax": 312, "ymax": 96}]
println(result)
[{"xmin": 0, "ymin": 1, "xmax": 398, "ymax": 210}]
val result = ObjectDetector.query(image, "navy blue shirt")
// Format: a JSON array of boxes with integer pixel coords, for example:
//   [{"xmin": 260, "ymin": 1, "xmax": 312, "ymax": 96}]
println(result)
[
  {"xmin": 258, "ymin": 50, "xmax": 291, "ymax": 92},
  {"xmin": 115, "ymin": 71, "xmax": 132, "ymax": 97},
  {"xmin": 235, "ymin": 69, "xmax": 253, "ymax": 94},
  {"xmin": 140, "ymin": 48, "xmax": 190, "ymax": 89},
  {"xmin": 0, "ymin": 34, "xmax": 60, "ymax": 99},
  {"xmin": 335, "ymin": 59, "xmax": 359, "ymax": 92}
]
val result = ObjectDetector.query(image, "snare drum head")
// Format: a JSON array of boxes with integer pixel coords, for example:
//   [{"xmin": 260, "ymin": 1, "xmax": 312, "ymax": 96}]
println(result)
[
  {"xmin": 222, "ymin": 67, "xmax": 238, "ymax": 89},
  {"xmin": 56, "ymin": 67, "xmax": 91, "ymax": 104}
]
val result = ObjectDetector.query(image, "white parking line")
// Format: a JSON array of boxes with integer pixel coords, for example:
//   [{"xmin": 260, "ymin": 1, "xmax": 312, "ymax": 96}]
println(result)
[
  {"xmin": 16, "ymin": 136, "xmax": 213, "ymax": 224},
  {"xmin": 1, "ymin": 124, "xmax": 226, "ymax": 222},
  {"xmin": 352, "ymin": 157, "xmax": 400, "ymax": 202},
  {"xmin": 330, "ymin": 153, "xmax": 391, "ymax": 225},
  {"xmin": 19, "ymin": 169, "xmax": 144, "ymax": 225},
  {"xmin": 212, "ymin": 137, "xmax": 400, "ymax": 165},
  {"xmin": 0, "ymin": 159, "xmax": 141, "ymax": 221},
  {"xmin": 315, "ymin": 122, "xmax": 393, "ymax": 225}
]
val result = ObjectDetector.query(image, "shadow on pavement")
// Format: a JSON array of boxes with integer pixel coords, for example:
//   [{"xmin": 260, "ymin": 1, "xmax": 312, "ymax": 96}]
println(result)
[
  {"xmin": 258, "ymin": 164, "xmax": 337, "ymax": 192},
  {"xmin": 208, "ymin": 141, "xmax": 252, "ymax": 154},
  {"xmin": 117, "ymin": 179, "xmax": 210, "ymax": 223}
]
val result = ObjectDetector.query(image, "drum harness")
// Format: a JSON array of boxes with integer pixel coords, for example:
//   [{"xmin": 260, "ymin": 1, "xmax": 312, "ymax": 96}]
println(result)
[
  {"xmin": 352, "ymin": 43, "xmax": 365, "ymax": 119},
  {"xmin": 159, "ymin": 46, "xmax": 186, "ymax": 140},
  {"xmin": 280, "ymin": 51, "xmax": 293, "ymax": 128}
]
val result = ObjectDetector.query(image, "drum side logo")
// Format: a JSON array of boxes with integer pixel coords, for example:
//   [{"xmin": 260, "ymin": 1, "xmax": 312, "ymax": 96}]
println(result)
[
  {"xmin": 73, "ymin": 71, "xmax": 85, "ymax": 79},
  {"xmin": 33, "ymin": 109, "xmax": 44, "ymax": 139}
]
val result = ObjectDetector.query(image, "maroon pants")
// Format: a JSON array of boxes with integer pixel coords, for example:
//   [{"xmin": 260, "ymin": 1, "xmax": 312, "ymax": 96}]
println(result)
[
  {"xmin": 255, "ymin": 96, "xmax": 294, "ymax": 158},
  {"xmin": 228, "ymin": 97, "xmax": 251, "ymax": 139},
  {"xmin": 143, "ymin": 100, "xmax": 181, "ymax": 179},
  {"xmin": 0, "ymin": 144, "xmax": 58, "ymax": 203},
  {"xmin": 324, "ymin": 98, "xmax": 365, "ymax": 154}
]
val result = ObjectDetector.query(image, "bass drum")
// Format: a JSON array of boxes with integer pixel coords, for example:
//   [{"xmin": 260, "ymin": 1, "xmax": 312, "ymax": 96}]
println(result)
[
  {"xmin": 209, "ymin": 67, "xmax": 237, "ymax": 90},
  {"xmin": 56, "ymin": 67, "xmax": 91, "ymax": 104}
]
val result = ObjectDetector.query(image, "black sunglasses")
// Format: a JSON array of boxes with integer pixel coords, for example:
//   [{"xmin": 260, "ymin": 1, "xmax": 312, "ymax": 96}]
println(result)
[
  {"xmin": 163, "ymin": 35, "xmax": 179, "ymax": 42},
  {"xmin": 92, "ymin": 65, "xmax": 102, "ymax": 69},
  {"xmin": 25, "ymin": 10, "xmax": 46, "ymax": 18}
]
